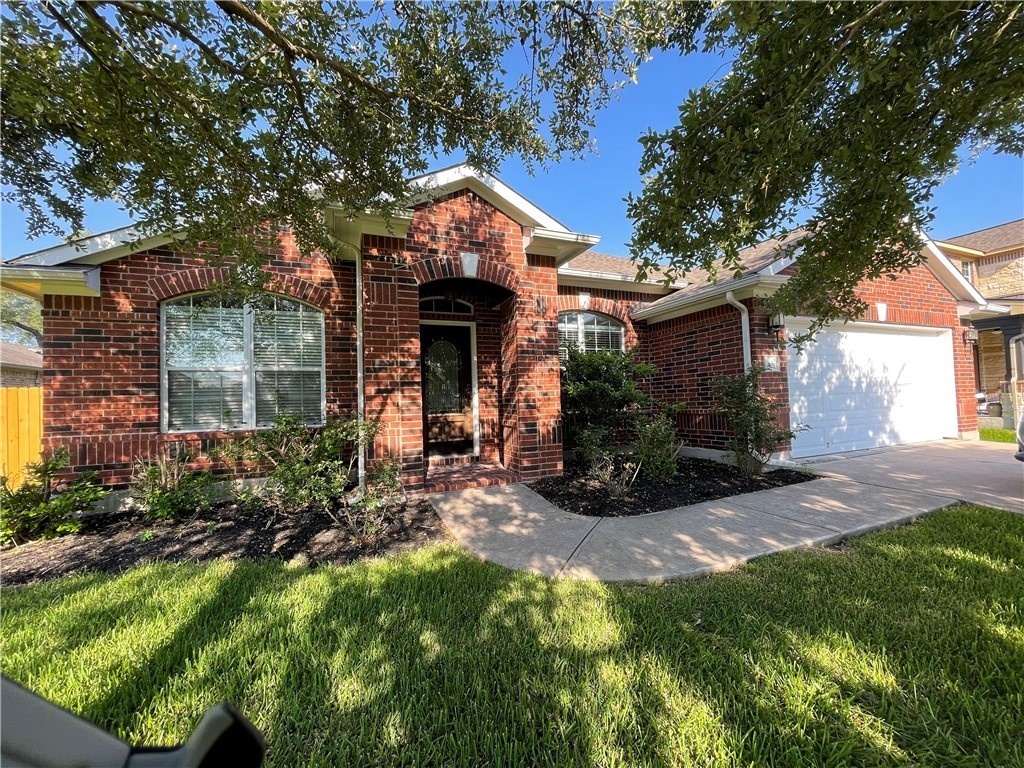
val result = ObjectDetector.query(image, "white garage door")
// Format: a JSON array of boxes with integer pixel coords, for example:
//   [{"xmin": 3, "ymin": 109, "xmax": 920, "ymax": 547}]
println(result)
[{"xmin": 786, "ymin": 319, "xmax": 958, "ymax": 458}]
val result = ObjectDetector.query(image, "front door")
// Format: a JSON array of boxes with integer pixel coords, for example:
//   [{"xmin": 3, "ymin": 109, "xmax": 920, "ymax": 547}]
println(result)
[{"xmin": 421, "ymin": 324, "xmax": 476, "ymax": 456}]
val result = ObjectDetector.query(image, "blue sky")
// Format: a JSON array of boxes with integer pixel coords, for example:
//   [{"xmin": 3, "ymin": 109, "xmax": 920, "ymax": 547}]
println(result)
[{"xmin": 2, "ymin": 48, "xmax": 1022, "ymax": 261}]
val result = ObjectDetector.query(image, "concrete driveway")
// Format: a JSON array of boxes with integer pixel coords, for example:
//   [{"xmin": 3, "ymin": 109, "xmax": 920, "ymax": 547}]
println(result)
[{"xmin": 798, "ymin": 440, "xmax": 1023, "ymax": 514}]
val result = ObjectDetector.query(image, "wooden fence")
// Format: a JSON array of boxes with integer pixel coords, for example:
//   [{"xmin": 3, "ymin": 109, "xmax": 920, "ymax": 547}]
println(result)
[{"xmin": 1, "ymin": 387, "xmax": 43, "ymax": 486}]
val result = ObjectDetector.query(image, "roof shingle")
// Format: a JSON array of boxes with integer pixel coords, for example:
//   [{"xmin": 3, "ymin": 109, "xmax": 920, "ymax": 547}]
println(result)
[{"xmin": 943, "ymin": 219, "xmax": 1024, "ymax": 254}]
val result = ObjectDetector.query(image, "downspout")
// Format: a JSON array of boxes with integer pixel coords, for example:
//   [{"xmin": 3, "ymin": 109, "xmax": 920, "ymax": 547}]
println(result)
[
  {"xmin": 725, "ymin": 291, "xmax": 752, "ymax": 371},
  {"xmin": 355, "ymin": 249, "xmax": 366, "ymax": 491}
]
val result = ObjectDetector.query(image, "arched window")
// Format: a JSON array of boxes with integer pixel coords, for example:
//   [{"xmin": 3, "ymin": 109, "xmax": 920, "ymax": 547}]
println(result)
[
  {"xmin": 558, "ymin": 311, "xmax": 625, "ymax": 358},
  {"xmin": 419, "ymin": 296, "xmax": 473, "ymax": 314},
  {"xmin": 162, "ymin": 293, "xmax": 325, "ymax": 431}
]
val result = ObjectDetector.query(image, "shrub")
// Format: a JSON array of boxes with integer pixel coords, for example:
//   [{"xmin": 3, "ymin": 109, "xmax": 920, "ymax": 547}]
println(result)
[
  {"xmin": 635, "ymin": 411, "xmax": 685, "ymax": 481},
  {"xmin": 713, "ymin": 363, "xmax": 798, "ymax": 478},
  {"xmin": 561, "ymin": 347, "xmax": 655, "ymax": 452},
  {"xmin": 221, "ymin": 415, "xmax": 382, "ymax": 516},
  {"xmin": 0, "ymin": 449, "xmax": 106, "ymax": 545},
  {"xmin": 590, "ymin": 453, "xmax": 642, "ymax": 500},
  {"xmin": 574, "ymin": 426, "xmax": 609, "ymax": 470},
  {"xmin": 130, "ymin": 449, "xmax": 216, "ymax": 520},
  {"xmin": 334, "ymin": 458, "xmax": 405, "ymax": 541}
]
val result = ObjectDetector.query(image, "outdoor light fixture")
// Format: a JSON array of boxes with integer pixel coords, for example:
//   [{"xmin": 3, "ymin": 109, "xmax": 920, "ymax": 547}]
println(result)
[
  {"xmin": 766, "ymin": 313, "xmax": 785, "ymax": 334},
  {"xmin": 964, "ymin": 328, "xmax": 979, "ymax": 344}
]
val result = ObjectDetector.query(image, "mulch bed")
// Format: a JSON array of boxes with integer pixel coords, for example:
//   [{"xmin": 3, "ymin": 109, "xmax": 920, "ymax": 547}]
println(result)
[
  {"xmin": 1, "ymin": 500, "xmax": 452, "ymax": 588},
  {"xmin": 529, "ymin": 457, "xmax": 815, "ymax": 517}
]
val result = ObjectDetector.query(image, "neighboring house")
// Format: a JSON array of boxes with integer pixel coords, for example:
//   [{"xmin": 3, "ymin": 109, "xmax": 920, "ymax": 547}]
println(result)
[
  {"xmin": 0, "ymin": 342, "xmax": 42, "ymax": 387},
  {"xmin": 0, "ymin": 164, "xmax": 998, "ymax": 492},
  {"xmin": 932, "ymin": 219, "xmax": 1024, "ymax": 424}
]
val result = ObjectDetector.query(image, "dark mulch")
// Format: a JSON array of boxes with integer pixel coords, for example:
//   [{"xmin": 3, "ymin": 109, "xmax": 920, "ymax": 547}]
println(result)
[
  {"xmin": 1, "ymin": 500, "xmax": 451, "ymax": 587},
  {"xmin": 529, "ymin": 457, "xmax": 816, "ymax": 517}
]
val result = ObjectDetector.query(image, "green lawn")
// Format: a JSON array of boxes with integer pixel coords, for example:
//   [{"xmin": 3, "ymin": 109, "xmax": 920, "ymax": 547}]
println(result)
[
  {"xmin": 3, "ymin": 506, "xmax": 1022, "ymax": 767},
  {"xmin": 980, "ymin": 427, "xmax": 1018, "ymax": 444}
]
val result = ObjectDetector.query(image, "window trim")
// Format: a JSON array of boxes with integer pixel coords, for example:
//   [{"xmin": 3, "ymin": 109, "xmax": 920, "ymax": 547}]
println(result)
[
  {"xmin": 558, "ymin": 310, "xmax": 626, "ymax": 356},
  {"xmin": 960, "ymin": 260, "xmax": 974, "ymax": 283},
  {"xmin": 160, "ymin": 292, "xmax": 327, "ymax": 433}
]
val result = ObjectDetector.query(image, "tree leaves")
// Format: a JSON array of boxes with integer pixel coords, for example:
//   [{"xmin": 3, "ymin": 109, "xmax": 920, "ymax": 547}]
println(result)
[
  {"xmin": 1, "ymin": 1, "xmax": 701, "ymax": 291},
  {"xmin": 628, "ymin": 1, "xmax": 1024, "ymax": 333}
]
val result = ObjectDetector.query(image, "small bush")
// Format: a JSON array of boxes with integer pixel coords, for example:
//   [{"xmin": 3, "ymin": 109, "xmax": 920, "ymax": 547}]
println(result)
[
  {"xmin": 0, "ymin": 449, "xmax": 106, "ymax": 545},
  {"xmin": 713, "ymin": 363, "xmax": 798, "ymax": 478},
  {"xmin": 334, "ymin": 458, "xmax": 404, "ymax": 541},
  {"xmin": 635, "ymin": 411, "xmax": 684, "ymax": 481},
  {"xmin": 221, "ymin": 415, "xmax": 383, "ymax": 517},
  {"xmin": 574, "ymin": 426, "xmax": 609, "ymax": 470},
  {"xmin": 562, "ymin": 347, "xmax": 655, "ymax": 448},
  {"xmin": 590, "ymin": 453, "xmax": 642, "ymax": 500},
  {"xmin": 130, "ymin": 449, "xmax": 216, "ymax": 520}
]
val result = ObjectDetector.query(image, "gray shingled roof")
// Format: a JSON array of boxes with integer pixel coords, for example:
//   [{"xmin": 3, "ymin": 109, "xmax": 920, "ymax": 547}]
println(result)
[
  {"xmin": 0, "ymin": 342, "xmax": 42, "ymax": 370},
  {"xmin": 562, "ymin": 251, "xmax": 671, "ymax": 281},
  {"xmin": 640, "ymin": 228, "xmax": 809, "ymax": 310},
  {"xmin": 943, "ymin": 219, "xmax": 1023, "ymax": 254}
]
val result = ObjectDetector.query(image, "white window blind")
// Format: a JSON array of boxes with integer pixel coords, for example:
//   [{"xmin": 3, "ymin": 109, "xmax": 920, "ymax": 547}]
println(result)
[
  {"xmin": 162, "ymin": 294, "xmax": 325, "ymax": 431},
  {"xmin": 558, "ymin": 311, "xmax": 625, "ymax": 359}
]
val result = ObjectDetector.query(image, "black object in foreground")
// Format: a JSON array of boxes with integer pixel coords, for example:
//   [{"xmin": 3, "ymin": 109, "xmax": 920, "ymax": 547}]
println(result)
[{"xmin": 1, "ymin": 676, "xmax": 264, "ymax": 768}]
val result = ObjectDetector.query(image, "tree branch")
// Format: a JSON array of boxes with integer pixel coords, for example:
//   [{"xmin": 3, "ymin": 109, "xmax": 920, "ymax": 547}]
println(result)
[{"xmin": 213, "ymin": 0, "xmax": 490, "ymax": 126}]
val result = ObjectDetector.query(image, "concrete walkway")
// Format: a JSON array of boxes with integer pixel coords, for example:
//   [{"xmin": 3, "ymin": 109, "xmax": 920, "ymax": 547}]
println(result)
[{"xmin": 430, "ymin": 440, "xmax": 1022, "ymax": 583}]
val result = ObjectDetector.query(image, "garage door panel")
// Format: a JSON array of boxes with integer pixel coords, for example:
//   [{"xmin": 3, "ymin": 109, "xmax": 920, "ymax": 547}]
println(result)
[{"xmin": 786, "ymin": 323, "xmax": 957, "ymax": 458}]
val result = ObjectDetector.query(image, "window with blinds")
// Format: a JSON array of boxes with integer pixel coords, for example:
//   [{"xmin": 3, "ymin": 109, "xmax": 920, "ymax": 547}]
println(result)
[
  {"xmin": 557, "ymin": 311, "xmax": 625, "ymax": 359},
  {"xmin": 162, "ymin": 294, "xmax": 325, "ymax": 431}
]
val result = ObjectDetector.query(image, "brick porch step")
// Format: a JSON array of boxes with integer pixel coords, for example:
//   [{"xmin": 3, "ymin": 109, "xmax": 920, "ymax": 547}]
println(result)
[{"xmin": 421, "ymin": 461, "xmax": 519, "ymax": 495}]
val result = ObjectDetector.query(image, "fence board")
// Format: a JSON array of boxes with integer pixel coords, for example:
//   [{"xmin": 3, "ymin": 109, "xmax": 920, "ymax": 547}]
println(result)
[{"xmin": 1, "ymin": 387, "xmax": 43, "ymax": 486}]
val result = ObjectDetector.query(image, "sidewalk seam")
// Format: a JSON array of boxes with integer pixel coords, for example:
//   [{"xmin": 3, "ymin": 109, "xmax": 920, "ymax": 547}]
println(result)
[
  {"xmin": 727, "ymin": 499, "xmax": 844, "ymax": 534},
  {"xmin": 556, "ymin": 517, "xmax": 603, "ymax": 579}
]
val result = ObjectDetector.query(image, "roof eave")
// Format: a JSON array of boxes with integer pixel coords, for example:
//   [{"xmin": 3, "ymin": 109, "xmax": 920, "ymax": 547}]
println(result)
[
  {"xmin": 0, "ymin": 265, "xmax": 102, "ymax": 301},
  {"xmin": 632, "ymin": 274, "xmax": 787, "ymax": 324}
]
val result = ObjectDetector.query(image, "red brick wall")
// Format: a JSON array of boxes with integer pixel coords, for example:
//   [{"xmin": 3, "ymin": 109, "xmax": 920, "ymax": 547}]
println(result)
[
  {"xmin": 637, "ymin": 299, "xmax": 785, "ymax": 450},
  {"xmin": 361, "ymin": 189, "xmax": 563, "ymax": 488},
  {"xmin": 636, "ymin": 259, "xmax": 978, "ymax": 453},
  {"xmin": 41, "ymin": 229, "xmax": 357, "ymax": 486},
  {"xmin": 41, "ymin": 189, "xmax": 568, "ymax": 490}
]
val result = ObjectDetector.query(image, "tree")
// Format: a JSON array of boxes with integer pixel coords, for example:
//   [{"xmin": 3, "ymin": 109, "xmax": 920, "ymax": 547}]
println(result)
[
  {"xmin": 0, "ymin": 290, "xmax": 42, "ymax": 347},
  {"xmin": 2, "ymin": 3, "xmax": 1020, "ymax": 324},
  {"xmin": 1, "ymin": 0, "xmax": 698, "ymax": 290},
  {"xmin": 628, "ymin": 1, "xmax": 1024, "ymax": 335}
]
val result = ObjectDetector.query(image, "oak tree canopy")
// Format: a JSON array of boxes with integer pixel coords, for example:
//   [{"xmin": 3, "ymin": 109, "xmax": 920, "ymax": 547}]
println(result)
[{"xmin": 2, "ymin": 1, "xmax": 1021, "ymax": 327}]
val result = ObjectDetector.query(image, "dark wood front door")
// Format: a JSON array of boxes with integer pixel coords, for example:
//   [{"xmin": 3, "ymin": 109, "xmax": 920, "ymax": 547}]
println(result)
[{"xmin": 421, "ymin": 324, "xmax": 474, "ymax": 455}]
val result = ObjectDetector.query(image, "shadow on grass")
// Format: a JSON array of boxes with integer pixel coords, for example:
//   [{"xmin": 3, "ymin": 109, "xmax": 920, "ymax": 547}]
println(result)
[{"xmin": 1, "ymin": 508, "xmax": 1022, "ymax": 766}]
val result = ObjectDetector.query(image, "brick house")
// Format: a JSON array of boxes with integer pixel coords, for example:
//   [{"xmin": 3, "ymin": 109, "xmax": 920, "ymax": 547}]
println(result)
[
  {"xmin": 0, "ymin": 165, "xmax": 998, "ymax": 492},
  {"xmin": 931, "ymin": 219, "xmax": 1024, "ymax": 427}
]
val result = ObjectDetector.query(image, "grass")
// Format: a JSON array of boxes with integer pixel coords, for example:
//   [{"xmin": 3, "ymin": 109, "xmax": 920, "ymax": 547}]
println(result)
[
  {"xmin": 980, "ymin": 427, "xmax": 1018, "ymax": 444},
  {"xmin": 3, "ymin": 505, "xmax": 1023, "ymax": 767}
]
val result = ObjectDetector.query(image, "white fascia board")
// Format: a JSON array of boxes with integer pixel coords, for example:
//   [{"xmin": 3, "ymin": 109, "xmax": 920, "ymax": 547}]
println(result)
[
  {"xmin": 526, "ymin": 228, "xmax": 601, "ymax": 264},
  {"xmin": 632, "ymin": 274, "xmax": 787, "ymax": 324},
  {"xmin": 556, "ymin": 269, "xmax": 681, "ymax": 294},
  {"xmin": 9, "ymin": 226, "xmax": 176, "ymax": 268},
  {"xmin": 757, "ymin": 245, "xmax": 805, "ymax": 276},
  {"xmin": 0, "ymin": 265, "xmax": 102, "ymax": 300},
  {"xmin": 931, "ymin": 240, "xmax": 984, "ymax": 257},
  {"xmin": 959, "ymin": 301, "xmax": 1012, "ymax": 320},
  {"xmin": 325, "ymin": 207, "xmax": 414, "ymax": 259},
  {"xmin": 920, "ymin": 229, "xmax": 988, "ymax": 305},
  {"xmin": 408, "ymin": 164, "xmax": 567, "ymax": 231}
]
